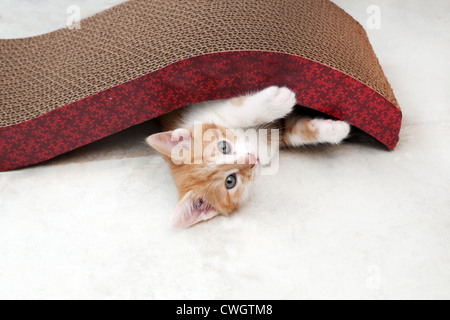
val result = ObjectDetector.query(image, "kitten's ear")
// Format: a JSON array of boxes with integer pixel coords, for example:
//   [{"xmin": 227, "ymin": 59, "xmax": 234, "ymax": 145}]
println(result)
[
  {"xmin": 146, "ymin": 129, "xmax": 191, "ymax": 157},
  {"xmin": 172, "ymin": 191, "xmax": 220, "ymax": 228}
]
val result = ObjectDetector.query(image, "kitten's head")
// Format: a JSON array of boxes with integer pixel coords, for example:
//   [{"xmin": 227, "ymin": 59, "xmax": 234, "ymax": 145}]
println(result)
[{"xmin": 146, "ymin": 124, "xmax": 260, "ymax": 228}]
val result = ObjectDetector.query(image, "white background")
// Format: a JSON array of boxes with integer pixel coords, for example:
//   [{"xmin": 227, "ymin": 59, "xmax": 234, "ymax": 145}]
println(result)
[{"xmin": 0, "ymin": 0, "xmax": 449, "ymax": 299}]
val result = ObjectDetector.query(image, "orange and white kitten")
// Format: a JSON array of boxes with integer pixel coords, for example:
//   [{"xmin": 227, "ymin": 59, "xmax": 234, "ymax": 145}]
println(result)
[{"xmin": 147, "ymin": 86, "xmax": 350, "ymax": 228}]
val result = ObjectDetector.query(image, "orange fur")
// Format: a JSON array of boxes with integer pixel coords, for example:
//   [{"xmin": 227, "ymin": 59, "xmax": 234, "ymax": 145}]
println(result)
[
  {"xmin": 282, "ymin": 117, "xmax": 319, "ymax": 146},
  {"xmin": 147, "ymin": 87, "xmax": 350, "ymax": 227},
  {"xmin": 158, "ymin": 124, "xmax": 257, "ymax": 216},
  {"xmin": 230, "ymin": 96, "xmax": 247, "ymax": 107},
  {"xmin": 154, "ymin": 117, "xmax": 322, "ymax": 218},
  {"xmin": 151, "ymin": 116, "xmax": 333, "ymax": 223}
]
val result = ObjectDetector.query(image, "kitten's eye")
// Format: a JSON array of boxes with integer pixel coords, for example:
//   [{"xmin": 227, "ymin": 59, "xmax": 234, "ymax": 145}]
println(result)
[
  {"xmin": 218, "ymin": 141, "xmax": 231, "ymax": 154},
  {"xmin": 225, "ymin": 174, "xmax": 237, "ymax": 190}
]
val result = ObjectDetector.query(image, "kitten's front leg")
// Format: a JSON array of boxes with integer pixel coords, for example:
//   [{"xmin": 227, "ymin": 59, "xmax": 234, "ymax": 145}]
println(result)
[{"xmin": 219, "ymin": 86, "xmax": 297, "ymax": 128}]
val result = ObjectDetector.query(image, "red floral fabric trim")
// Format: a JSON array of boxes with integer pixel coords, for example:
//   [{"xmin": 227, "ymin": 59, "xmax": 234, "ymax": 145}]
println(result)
[{"xmin": 0, "ymin": 51, "xmax": 401, "ymax": 172}]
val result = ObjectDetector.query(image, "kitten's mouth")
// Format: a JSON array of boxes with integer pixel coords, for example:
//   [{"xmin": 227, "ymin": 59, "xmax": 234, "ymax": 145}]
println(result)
[
  {"xmin": 248, "ymin": 154, "xmax": 259, "ymax": 169},
  {"xmin": 250, "ymin": 158, "xmax": 260, "ymax": 169}
]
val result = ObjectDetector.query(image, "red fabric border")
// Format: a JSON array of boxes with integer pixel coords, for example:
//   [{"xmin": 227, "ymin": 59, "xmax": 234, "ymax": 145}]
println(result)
[{"xmin": 0, "ymin": 51, "xmax": 401, "ymax": 172}]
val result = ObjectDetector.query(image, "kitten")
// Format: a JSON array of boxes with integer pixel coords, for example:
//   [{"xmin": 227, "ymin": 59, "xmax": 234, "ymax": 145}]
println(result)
[{"xmin": 147, "ymin": 86, "xmax": 350, "ymax": 228}]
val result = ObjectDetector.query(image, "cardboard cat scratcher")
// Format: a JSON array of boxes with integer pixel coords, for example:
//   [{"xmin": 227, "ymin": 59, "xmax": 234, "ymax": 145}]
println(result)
[{"xmin": 0, "ymin": 0, "xmax": 402, "ymax": 172}]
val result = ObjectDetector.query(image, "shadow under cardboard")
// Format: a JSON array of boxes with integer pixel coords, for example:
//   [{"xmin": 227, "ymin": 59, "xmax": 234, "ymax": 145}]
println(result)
[{"xmin": 39, "ymin": 107, "xmax": 387, "ymax": 169}]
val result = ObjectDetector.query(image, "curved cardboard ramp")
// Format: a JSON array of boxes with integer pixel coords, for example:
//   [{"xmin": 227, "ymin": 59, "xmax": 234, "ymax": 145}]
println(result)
[{"xmin": 0, "ymin": 0, "xmax": 401, "ymax": 172}]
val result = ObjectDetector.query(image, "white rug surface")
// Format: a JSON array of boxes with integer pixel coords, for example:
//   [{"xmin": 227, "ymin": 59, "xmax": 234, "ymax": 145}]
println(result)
[{"xmin": 0, "ymin": 0, "xmax": 449, "ymax": 299}]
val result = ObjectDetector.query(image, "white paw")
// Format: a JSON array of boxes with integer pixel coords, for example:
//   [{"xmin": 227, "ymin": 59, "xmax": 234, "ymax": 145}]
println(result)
[
  {"xmin": 312, "ymin": 119, "xmax": 351, "ymax": 144},
  {"xmin": 252, "ymin": 86, "xmax": 297, "ymax": 120}
]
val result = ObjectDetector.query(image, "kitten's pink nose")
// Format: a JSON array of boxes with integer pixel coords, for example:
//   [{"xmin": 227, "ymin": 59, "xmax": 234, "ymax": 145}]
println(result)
[{"xmin": 248, "ymin": 153, "xmax": 258, "ymax": 168}]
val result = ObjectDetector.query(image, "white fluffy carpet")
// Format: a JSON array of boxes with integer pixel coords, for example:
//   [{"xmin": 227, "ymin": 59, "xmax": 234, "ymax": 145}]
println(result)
[{"xmin": 0, "ymin": 0, "xmax": 449, "ymax": 299}]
